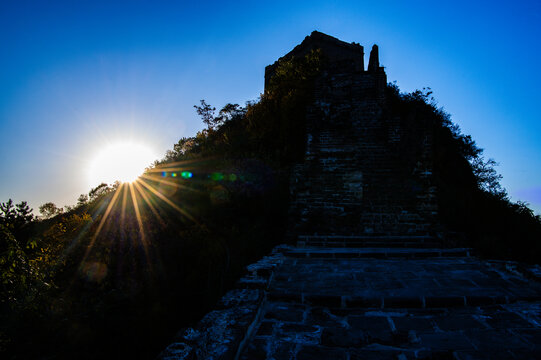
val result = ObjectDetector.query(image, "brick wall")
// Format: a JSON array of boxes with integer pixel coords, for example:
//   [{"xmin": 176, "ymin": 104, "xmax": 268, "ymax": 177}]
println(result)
[{"xmin": 266, "ymin": 32, "xmax": 439, "ymax": 241}]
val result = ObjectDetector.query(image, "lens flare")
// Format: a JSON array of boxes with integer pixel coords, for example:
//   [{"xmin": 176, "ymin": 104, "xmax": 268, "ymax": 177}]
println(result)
[{"xmin": 210, "ymin": 172, "xmax": 224, "ymax": 181}]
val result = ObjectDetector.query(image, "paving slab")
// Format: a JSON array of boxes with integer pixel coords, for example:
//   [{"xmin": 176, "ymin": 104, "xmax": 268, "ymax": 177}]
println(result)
[{"xmin": 159, "ymin": 246, "xmax": 541, "ymax": 359}]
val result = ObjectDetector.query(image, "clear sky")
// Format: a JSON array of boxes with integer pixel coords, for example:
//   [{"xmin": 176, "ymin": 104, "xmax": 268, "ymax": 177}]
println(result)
[{"xmin": 1, "ymin": 0, "xmax": 540, "ymax": 215}]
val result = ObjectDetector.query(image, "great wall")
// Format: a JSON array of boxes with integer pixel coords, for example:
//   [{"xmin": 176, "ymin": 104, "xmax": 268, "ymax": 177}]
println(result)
[{"xmin": 159, "ymin": 32, "xmax": 541, "ymax": 360}]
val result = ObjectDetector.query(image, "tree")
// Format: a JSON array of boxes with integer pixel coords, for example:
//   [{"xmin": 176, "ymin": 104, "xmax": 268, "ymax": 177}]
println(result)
[
  {"xmin": 194, "ymin": 100, "xmax": 216, "ymax": 130},
  {"xmin": 0, "ymin": 223, "xmax": 32, "ymax": 302},
  {"xmin": 215, "ymin": 103, "xmax": 245, "ymax": 126},
  {"xmin": 15, "ymin": 201, "xmax": 33, "ymax": 225},
  {"xmin": 0, "ymin": 199, "xmax": 33, "ymax": 231},
  {"xmin": 470, "ymin": 156, "xmax": 507, "ymax": 199},
  {"xmin": 88, "ymin": 183, "xmax": 112, "ymax": 202},
  {"xmin": 0, "ymin": 200, "xmax": 35, "ymax": 299},
  {"xmin": 174, "ymin": 137, "xmax": 196, "ymax": 155},
  {"xmin": 0, "ymin": 199, "xmax": 17, "ymax": 227},
  {"xmin": 39, "ymin": 202, "xmax": 63, "ymax": 219},
  {"xmin": 77, "ymin": 194, "xmax": 89, "ymax": 207}
]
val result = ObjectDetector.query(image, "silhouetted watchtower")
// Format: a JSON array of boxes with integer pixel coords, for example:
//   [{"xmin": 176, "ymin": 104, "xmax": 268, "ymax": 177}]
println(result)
[{"xmin": 265, "ymin": 31, "xmax": 438, "ymax": 246}]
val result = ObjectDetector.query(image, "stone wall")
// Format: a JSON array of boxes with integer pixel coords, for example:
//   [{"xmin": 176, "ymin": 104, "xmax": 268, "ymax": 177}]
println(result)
[{"xmin": 265, "ymin": 32, "xmax": 438, "ymax": 240}]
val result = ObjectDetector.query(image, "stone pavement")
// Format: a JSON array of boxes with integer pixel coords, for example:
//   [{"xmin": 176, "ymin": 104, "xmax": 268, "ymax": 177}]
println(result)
[{"xmin": 159, "ymin": 246, "xmax": 541, "ymax": 360}]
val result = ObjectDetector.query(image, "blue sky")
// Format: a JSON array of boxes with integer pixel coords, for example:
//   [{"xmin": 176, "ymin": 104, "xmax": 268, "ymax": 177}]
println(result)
[{"xmin": 1, "ymin": 0, "xmax": 540, "ymax": 214}]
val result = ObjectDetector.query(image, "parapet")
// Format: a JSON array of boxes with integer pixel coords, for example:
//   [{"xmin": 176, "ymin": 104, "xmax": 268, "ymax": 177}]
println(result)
[
  {"xmin": 264, "ymin": 31, "xmax": 384, "ymax": 90},
  {"xmin": 368, "ymin": 44, "xmax": 384, "ymax": 73}
]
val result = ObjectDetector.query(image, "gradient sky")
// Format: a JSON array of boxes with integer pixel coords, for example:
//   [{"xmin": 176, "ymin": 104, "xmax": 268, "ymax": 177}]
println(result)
[{"xmin": 1, "ymin": 0, "xmax": 540, "ymax": 215}]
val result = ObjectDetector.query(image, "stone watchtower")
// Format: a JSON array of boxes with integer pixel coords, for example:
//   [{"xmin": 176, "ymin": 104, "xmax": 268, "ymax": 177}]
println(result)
[{"xmin": 265, "ymin": 31, "xmax": 438, "ymax": 246}]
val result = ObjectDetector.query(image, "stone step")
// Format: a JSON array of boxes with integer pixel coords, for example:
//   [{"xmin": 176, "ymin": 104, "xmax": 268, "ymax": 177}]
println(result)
[
  {"xmin": 297, "ymin": 235, "xmax": 438, "ymax": 248},
  {"xmin": 299, "ymin": 235, "xmax": 434, "ymax": 240},
  {"xmin": 284, "ymin": 247, "xmax": 471, "ymax": 258},
  {"xmin": 266, "ymin": 291, "xmax": 540, "ymax": 309},
  {"xmin": 299, "ymin": 241, "xmax": 444, "ymax": 249}
]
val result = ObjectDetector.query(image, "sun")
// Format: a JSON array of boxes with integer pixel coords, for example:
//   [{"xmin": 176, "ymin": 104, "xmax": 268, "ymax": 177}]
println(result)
[{"xmin": 88, "ymin": 141, "xmax": 158, "ymax": 186}]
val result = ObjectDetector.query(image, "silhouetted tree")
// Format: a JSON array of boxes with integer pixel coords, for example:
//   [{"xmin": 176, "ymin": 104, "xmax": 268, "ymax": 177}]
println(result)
[
  {"xmin": 0, "ymin": 223, "xmax": 32, "ymax": 303},
  {"xmin": 0, "ymin": 199, "xmax": 16, "ymax": 227},
  {"xmin": 14, "ymin": 201, "xmax": 33, "ymax": 226},
  {"xmin": 0, "ymin": 199, "xmax": 33, "ymax": 233},
  {"xmin": 194, "ymin": 100, "xmax": 216, "ymax": 130},
  {"xmin": 215, "ymin": 103, "xmax": 245, "ymax": 125},
  {"xmin": 470, "ymin": 156, "xmax": 506, "ymax": 198},
  {"xmin": 77, "ymin": 194, "xmax": 89, "ymax": 207},
  {"xmin": 39, "ymin": 202, "xmax": 63, "ymax": 219},
  {"xmin": 88, "ymin": 183, "xmax": 112, "ymax": 201}
]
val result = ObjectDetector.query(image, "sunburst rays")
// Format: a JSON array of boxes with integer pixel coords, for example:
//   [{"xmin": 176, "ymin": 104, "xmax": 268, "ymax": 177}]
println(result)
[
  {"xmin": 137, "ymin": 177, "xmax": 198, "ymax": 223},
  {"xmin": 128, "ymin": 182, "xmax": 150, "ymax": 264},
  {"xmin": 80, "ymin": 162, "xmax": 205, "ymax": 272}
]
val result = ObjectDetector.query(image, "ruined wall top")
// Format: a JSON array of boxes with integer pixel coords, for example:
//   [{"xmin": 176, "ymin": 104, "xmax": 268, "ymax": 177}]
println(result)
[
  {"xmin": 281, "ymin": 31, "xmax": 364, "ymax": 68},
  {"xmin": 367, "ymin": 44, "xmax": 384, "ymax": 73},
  {"xmin": 265, "ymin": 31, "xmax": 384, "ymax": 90}
]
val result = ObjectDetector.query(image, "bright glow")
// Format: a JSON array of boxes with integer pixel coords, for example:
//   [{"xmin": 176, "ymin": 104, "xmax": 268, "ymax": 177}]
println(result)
[{"xmin": 88, "ymin": 141, "xmax": 157, "ymax": 185}]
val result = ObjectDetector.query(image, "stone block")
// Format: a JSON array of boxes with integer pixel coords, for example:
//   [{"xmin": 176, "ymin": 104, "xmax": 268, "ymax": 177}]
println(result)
[
  {"xmin": 419, "ymin": 332, "xmax": 475, "ymax": 351},
  {"xmin": 347, "ymin": 315, "xmax": 393, "ymax": 344},
  {"xmin": 216, "ymin": 288, "xmax": 261, "ymax": 309},
  {"xmin": 465, "ymin": 329, "xmax": 530, "ymax": 352},
  {"xmin": 275, "ymin": 323, "xmax": 321, "ymax": 345},
  {"xmin": 434, "ymin": 315, "xmax": 486, "ymax": 331},
  {"xmin": 346, "ymin": 296, "xmax": 383, "ymax": 308},
  {"xmin": 485, "ymin": 311, "xmax": 534, "ymax": 329},
  {"xmin": 267, "ymin": 291, "xmax": 302, "ymax": 303},
  {"xmin": 264, "ymin": 302, "xmax": 306, "ymax": 323},
  {"xmin": 240, "ymin": 338, "xmax": 267, "ymax": 359},
  {"xmin": 466, "ymin": 296, "xmax": 496, "ymax": 306},
  {"xmin": 392, "ymin": 316, "xmax": 434, "ymax": 332},
  {"xmin": 304, "ymin": 294, "xmax": 342, "ymax": 307},
  {"xmin": 383, "ymin": 296, "xmax": 424, "ymax": 308},
  {"xmin": 305, "ymin": 307, "xmax": 347, "ymax": 328},
  {"xmin": 321, "ymin": 327, "xmax": 367, "ymax": 347},
  {"xmin": 296, "ymin": 345, "xmax": 348, "ymax": 360},
  {"xmin": 349, "ymin": 349, "xmax": 412, "ymax": 360},
  {"xmin": 255, "ymin": 321, "xmax": 276, "ymax": 337},
  {"xmin": 425, "ymin": 296, "xmax": 466, "ymax": 308},
  {"xmin": 271, "ymin": 341, "xmax": 298, "ymax": 359}
]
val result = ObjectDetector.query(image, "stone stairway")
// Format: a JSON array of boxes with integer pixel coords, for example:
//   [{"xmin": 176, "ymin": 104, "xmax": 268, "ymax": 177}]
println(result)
[
  {"xmin": 158, "ymin": 245, "xmax": 541, "ymax": 360},
  {"xmin": 296, "ymin": 235, "xmax": 442, "ymax": 248}
]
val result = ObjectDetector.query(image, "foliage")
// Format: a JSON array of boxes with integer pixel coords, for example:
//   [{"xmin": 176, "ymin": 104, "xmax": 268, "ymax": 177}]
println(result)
[
  {"xmin": 470, "ymin": 157, "xmax": 506, "ymax": 198},
  {"xmin": 39, "ymin": 202, "xmax": 63, "ymax": 219},
  {"xmin": 88, "ymin": 183, "xmax": 114, "ymax": 202},
  {"xmin": 0, "ymin": 200, "xmax": 40, "ymax": 307},
  {"xmin": 0, "ymin": 199, "xmax": 34, "ymax": 240},
  {"xmin": 0, "ymin": 224, "xmax": 34, "ymax": 304},
  {"xmin": 386, "ymin": 83, "xmax": 541, "ymax": 263},
  {"xmin": 0, "ymin": 200, "xmax": 17, "ymax": 228},
  {"xmin": 158, "ymin": 49, "xmax": 323, "ymax": 168},
  {"xmin": 245, "ymin": 49, "xmax": 323, "ymax": 164},
  {"xmin": 194, "ymin": 99, "xmax": 217, "ymax": 130},
  {"xmin": 77, "ymin": 193, "xmax": 89, "ymax": 207}
]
